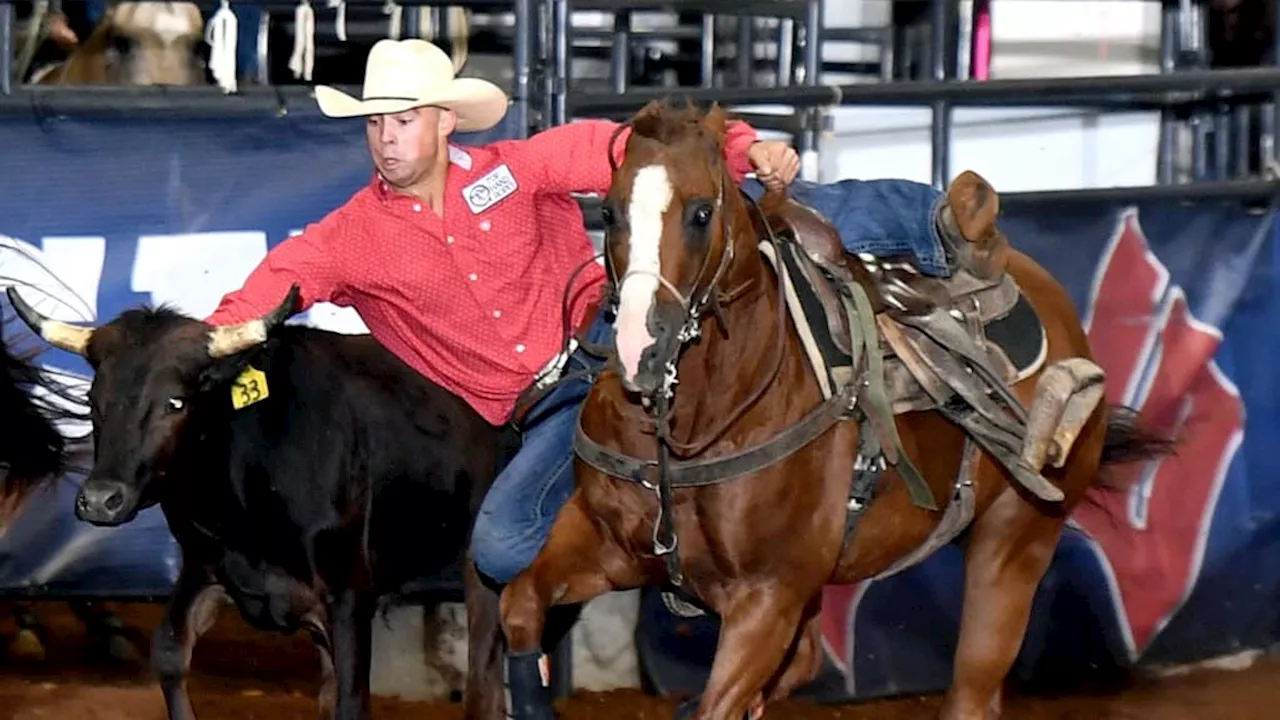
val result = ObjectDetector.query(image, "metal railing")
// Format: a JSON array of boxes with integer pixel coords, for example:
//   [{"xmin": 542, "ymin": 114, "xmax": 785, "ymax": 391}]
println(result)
[
  {"xmin": 8, "ymin": 1, "xmax": 1276, "ymax": 191},
  {"xmin": 0, "ymin": 0, "xmax": 542, "ymax": 132}
]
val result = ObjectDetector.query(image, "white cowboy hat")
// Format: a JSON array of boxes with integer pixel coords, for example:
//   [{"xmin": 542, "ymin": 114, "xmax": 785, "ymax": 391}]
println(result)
[{"xmin": 314, "ymin": 39, "xmax": 509, "ymax": 132}]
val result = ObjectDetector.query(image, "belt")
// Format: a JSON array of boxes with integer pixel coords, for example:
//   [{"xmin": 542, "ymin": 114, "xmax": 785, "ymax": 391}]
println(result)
[
  {"xmin": 509, "ymin": 301, "xmax": 604, "ymax": 428},
  {"xmin": 532, "ymin": 337, "xmax": 578, "ymax": 392}
]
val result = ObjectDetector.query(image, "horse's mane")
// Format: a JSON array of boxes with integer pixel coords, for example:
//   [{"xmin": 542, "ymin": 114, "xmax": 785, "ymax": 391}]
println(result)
[{"xmin": 629, "ymin": 99, "xmax": 730, "ymax": 149}]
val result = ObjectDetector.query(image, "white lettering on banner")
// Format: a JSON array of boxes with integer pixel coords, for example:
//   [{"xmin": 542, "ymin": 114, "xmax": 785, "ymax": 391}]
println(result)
[
  {"xmin": 0, "ymin": 234, "xmax": 104, "ymax": 323},
  {"xmin": 0, "ymin": 234, "xmax": 103, "ymax": 437},
  {"xmin": 133, "ymin": 232, "xmax": 270, "ymax": 317},
  {"xmin": 39, "ymin": 237, "xmax": 108, "ymax": 322},
  {"xmin": 4, "ymin": 231, "xmax": 373, "ymax": 341}
]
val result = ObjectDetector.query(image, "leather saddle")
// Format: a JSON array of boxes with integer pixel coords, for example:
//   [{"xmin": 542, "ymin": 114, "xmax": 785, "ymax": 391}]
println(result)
[{"xmin": 754, "ymin": 192, "xmax": 1036, "ymax": 416}]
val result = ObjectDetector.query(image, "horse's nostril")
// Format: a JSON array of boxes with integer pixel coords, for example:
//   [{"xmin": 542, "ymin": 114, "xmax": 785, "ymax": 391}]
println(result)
[{"xmin": 103, "ymin": 491, "xmax": 125, "ymax": 513}]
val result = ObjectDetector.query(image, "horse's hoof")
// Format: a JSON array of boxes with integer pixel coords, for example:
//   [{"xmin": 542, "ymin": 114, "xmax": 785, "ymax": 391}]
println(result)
[{"xmin": 8, "ymin": 628, "xmax": 47, "ymax": 661}]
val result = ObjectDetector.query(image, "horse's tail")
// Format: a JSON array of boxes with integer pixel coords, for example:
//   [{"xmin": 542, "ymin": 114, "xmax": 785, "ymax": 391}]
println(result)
[
  {"xmin": 0, "ymin": 314, "xmax": 86, "ymax": 519},
  {"xmin": 1091, "ymin": 403, "xmax": 1178, "ymax": 492}
]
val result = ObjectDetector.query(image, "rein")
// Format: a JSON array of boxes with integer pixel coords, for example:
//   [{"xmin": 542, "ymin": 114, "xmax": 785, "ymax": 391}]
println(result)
[
  {"xmin": 630, "ymin": 185, "xmax": 789, "ymax": 576},
  {"xmin": 574, "ymin": 137, "xmax": 870, "ymax": 585},
  {"xmin": 533, "ymin": 124, "xmax": 914, "ymax": 589}
]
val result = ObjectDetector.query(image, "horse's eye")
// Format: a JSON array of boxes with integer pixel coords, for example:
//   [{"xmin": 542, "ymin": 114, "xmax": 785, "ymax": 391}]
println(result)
[
  {"xmin": 692, "ymin": 205, "xmax": 714, "ymax": 227},
  {"xmin": 167, "ymin": 397, "xmax": 185, "ymax": 413},
  {"xmin": 600, "ymin": 205, "xmax": 614, "ymax": 226}
]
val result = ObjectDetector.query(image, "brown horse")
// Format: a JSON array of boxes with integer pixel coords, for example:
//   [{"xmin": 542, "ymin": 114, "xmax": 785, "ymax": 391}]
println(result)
[
  {"xmin": 30, "ymin": 2, "xmax": 208, "ymax": 86},
  {"xmin": 498, "ymin": 101, "xmax": 1174, "ymax": 720}
]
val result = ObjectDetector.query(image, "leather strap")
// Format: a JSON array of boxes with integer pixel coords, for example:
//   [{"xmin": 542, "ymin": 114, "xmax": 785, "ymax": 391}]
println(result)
[{"xmin": 574, "ymin": 383, "xmax": 856, "ymax": 488}]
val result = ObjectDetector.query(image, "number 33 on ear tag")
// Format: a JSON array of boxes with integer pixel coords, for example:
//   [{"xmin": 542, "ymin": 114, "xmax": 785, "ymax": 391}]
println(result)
[{"xmin": 231, "ymin": 366, "xmax": 269, "ymax": 410}]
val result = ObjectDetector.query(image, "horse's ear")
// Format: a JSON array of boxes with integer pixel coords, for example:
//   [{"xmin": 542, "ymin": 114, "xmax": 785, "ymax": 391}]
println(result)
[
  {"xmin": 632, "ymin": 100, "xmax": 665, "ymax": 138},
  {"xmin": 636, "ymin": 99, "xmax": 664, "ymax": 118},
  {"xmin": 701, "ymin": 103, "xmax": 728, "ymax": 143}
]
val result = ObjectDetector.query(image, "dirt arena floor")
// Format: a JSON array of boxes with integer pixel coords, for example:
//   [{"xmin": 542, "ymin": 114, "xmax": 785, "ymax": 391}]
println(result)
[{"xmin": 0, "ymin": 601, "xmax": 1277, "ymax": 719}]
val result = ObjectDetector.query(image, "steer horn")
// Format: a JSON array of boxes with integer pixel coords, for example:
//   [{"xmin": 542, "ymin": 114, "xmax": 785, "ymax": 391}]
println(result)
[
  {"xmin": 206, "ymin": 284, "xmax": 302, "ymax": 359},
  {"xmin": 4, "ymin": 287, "xmax": 95, "ymax": 356}
]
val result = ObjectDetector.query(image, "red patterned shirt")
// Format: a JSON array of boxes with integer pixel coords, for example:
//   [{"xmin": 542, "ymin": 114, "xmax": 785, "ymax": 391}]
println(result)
[{"xmin": 205, "ymin": 118, "xmax": 760, "ymax": 424}]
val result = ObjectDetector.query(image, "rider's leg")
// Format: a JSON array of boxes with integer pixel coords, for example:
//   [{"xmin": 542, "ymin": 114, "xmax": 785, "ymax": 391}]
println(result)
[
  {"xmin": 740, "ymin": 173, "xmax": 1009, "ymax": 280},
  {"xmin": 469, "ymin": 309, "xmax": 615, "ymax": 713},
  {"xmin": 741, "ymin": 176, "xmax": 951, "ymax": 277},
  {"xmin": 469, "ymin": 308, "xmax": 614, "ymax": 586}
]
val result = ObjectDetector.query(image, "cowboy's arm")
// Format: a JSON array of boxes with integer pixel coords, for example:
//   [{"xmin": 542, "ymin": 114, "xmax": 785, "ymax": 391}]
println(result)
[
  {"xmin": 204, "ymin": 213, "xmax": 346, "ymax": 325},
  {"xmin": 521, "ymin": 118, "xmax": 761, "ymax": 194}
]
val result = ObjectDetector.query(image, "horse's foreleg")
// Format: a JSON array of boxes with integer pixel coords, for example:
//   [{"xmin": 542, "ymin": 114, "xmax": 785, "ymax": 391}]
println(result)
[
  {"xmin": 686, "ymin": 585, "xmax": 808, "ymax": 720},
  {"xmin": 940, "ymin": 489, "xmax": 1062, "ymax": 720},
  {"xmin": 500, "ymin": 491, "xmax": 640, "ymax": 720},
  {"xmin": 762, "ymin": 600, "xmax": 824, "ymax": 704},
  {"xmin": 151, "ymin": 565, "xmax": 226, "ymax": 720}
]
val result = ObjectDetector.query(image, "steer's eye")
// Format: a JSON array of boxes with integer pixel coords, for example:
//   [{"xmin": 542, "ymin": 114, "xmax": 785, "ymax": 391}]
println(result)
[{"xmin": 167, "ymin": 397, "xmax": 185, "ymax": 413}]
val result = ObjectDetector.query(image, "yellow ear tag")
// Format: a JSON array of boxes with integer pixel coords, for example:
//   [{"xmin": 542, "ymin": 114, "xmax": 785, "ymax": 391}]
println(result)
[{"xmin": 231, "ymin": 365, "xmax": 269, "ymax": 410}]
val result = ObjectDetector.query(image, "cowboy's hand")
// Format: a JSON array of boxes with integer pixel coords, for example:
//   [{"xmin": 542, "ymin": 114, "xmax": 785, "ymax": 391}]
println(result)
[{"xmin": 748, "ymin": 140, "xmax": 801, "ymax": 191}]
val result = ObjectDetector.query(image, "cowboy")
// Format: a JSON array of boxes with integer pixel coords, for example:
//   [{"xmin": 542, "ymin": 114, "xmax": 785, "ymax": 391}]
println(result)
[{"xmin": 203, "ymin": 36, "xmax": 1001, "ymax": 689}]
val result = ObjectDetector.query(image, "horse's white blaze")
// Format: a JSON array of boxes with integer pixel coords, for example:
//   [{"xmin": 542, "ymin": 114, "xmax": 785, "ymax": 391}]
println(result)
[{"xmin": 615, "ymin": 164, "xmax": 673, "ymax": 384}]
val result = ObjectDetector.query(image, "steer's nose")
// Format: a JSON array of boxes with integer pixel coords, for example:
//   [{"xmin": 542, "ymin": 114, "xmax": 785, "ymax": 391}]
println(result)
[{"xmin": 75, "ymin": 481, "xmax": 132, "ymax": 526}]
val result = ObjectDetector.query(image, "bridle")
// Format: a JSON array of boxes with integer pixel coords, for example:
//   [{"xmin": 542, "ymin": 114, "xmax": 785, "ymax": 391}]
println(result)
[
  {"xmin": 590, "ymin": 123, "xmax": 795, "ymax": 575},
  {"xmin": 565, "ymin": 119, "xmax": 940, "ymax": 592},
  {"xmin": 536, "ymin": 120, "xmax": 808, "ymax": 586},
  {"xmin": 601, "ymin": 124, "xmax": 737, "ymax": 407}
]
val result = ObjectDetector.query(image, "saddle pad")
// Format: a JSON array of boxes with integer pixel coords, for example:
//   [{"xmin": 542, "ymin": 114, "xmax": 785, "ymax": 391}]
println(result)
[
  {"xmin": 981, "ymin": 292, "xmax": 1047, "ymax": 383},
  {"xmin": 758, "ymin": 240, "xmax": 853, "ymax": 401},
  {"xmin": 761, "ymin": 237, "xmax": 1049, "ymax": 407}
]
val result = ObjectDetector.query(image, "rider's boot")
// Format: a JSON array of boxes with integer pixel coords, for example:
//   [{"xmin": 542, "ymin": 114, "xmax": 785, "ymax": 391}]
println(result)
[{"xmin": 935, "ymin": 170, "xmax": 1012, "ymax": 281}]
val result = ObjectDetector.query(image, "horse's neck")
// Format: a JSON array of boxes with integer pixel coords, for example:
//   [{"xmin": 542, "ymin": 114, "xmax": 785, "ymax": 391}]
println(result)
[{"xmin": 665, "ymin": 232, "xmax": 816, "ymax": 450}]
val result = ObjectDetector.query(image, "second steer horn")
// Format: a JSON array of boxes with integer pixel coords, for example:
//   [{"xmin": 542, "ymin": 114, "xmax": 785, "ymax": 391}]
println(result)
[{"xmin": 205, "ymin": 284, "xmax": 302, "ymax": 359}]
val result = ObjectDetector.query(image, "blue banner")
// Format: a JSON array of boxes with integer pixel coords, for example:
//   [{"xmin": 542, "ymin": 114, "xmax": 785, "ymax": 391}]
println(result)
[
  {"xmin": 638, "ymin": 195, "xmax": 1280, "ymax": 697},
  {"xmin": 0, "ymin": 104, "xmax": 520, "ymax": 596},
  {"xmin": 3, "ymin": 104, "xmax": 1278, "ymax": 696}
]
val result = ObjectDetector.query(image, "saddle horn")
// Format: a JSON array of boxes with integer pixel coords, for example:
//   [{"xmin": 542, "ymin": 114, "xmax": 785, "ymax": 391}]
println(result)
[
  {"xmin": 205, "ymin": 284, "xmax": 302, "ymax": 358},
  {"xmin": 5, "ymin": 287, "xmax": 95, "ymax": 356}
]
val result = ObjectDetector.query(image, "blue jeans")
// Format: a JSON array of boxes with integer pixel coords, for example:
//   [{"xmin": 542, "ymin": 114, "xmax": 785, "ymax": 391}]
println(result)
[
  {"xmin": 741, "ymin": 177, "xmax": 952, "ymax": 277},
  {"xmin": 470, "ymin": 310, "xmax": 616, "ymax": 584}
]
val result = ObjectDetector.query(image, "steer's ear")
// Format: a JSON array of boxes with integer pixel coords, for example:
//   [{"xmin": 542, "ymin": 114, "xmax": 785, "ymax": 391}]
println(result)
[{"xmin": 196, "ymin": 342, "xmax": 276, "ymax": 396}]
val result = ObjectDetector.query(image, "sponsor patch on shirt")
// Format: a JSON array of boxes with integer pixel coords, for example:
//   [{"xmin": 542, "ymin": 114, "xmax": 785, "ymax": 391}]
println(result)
[{"xmin": 463, "ymin": 164, "xmax": 519, "ymax": 214}]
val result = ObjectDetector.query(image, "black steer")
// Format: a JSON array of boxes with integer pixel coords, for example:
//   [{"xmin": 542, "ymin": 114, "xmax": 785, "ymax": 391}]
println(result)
[{"xmin": 7, "ymin": 284, "xmax": 512, "ymax": 720}]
